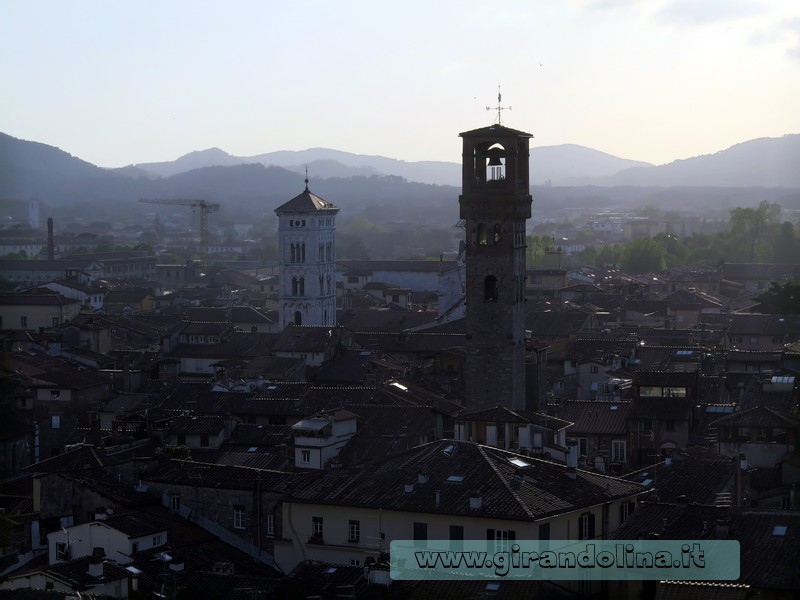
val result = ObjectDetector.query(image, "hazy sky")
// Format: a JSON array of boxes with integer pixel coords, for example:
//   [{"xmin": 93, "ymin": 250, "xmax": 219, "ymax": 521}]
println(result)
[{"xmin": 2, "ymin": 0, "xmax": 798, "ymax": 168}]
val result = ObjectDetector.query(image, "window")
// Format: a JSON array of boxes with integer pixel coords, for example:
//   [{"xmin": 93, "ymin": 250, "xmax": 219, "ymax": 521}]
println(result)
[
  {"xmin": 177, "ymin": 434, "xmax": 186, "ymax": 446},
  {"xmin": 51, "ymin": 415, "xmax": 61, "ymax": 429},
  {"xmin": 489, "ymin": 529, "xmax": 514, "ymax": 553},
  {"xmin": 267, "ymin": 513, "xmax": 275, "ymax": 537},
  {"xmin": 301, "ymin": 450, "xmax": 311, "ymax": 463},
  {"xmin": 56, "ymin": 541, "xmax": 70, "ymax": 561},
  {"xmin": 578, "ymin": 438, "xmax": 588, "ymax": 457},
  {"xmin": 21, "ymin": 315, "xmax": 28, "ymax": 328},
  {"xmin": 170, "ymin": 495, "xmax": 181, "ymax": 512},
  {"xmin": 152, "ymin": 534, "xmax": 163, "ymax": 546},
  {"xmin": 233, "ymin": 506, "xmax": 246, "ymax": 529},
  {"xmin": 612, "ymin": 440, "xmax": 626, "ymax": 463},
  {"xmin": 477, "ymin": 223, "xmax": 488, "ymax": 246},
  {"xmin": 132, "ymin": 541, "xmax": 139, "ymax": 554},
  {"xmin": 449, "ymin": 525, "xmax": 464, "ymax": 545},
  {"xmin": 484, "ymin": 275, "xmax": 498, "ymax": 302},
  {"xmin": 620, "ymin": 501, "xmax": 635, "ymax": 524},
  {"xmin": 347, "ymin": 276, "xmax": 359, "ymax": 284},
  {"xmin": 590, "ymin": 365, "xmax": 599, "ymax": 374},
  {"xmin": 50, "ymin": 390, "xmax": 61, "ymax": 400},
  {"xmin": 413, "ymin": 522, "xmax": 427, "ymax": 546},
  {"xmin": 349, "ymin": 520, "xmax": 360, "ymax": 543},
  {"xmin": 578, "ymin": 512, "xmax": 595, "ymax": 540},
  {"xmin": 493, "ymin": 224, "xmax": 502, "ymax": 245},
  {"xmin": 200, "ymin": 434, "xmax": 209, "ymax": 448},
  {"xmin": 538, "ymin": 523, "xmax": 550, "ymax": 541},
  {"xmin": 312, "ymin": 516, "xmax": 324, "ymax": 538}
]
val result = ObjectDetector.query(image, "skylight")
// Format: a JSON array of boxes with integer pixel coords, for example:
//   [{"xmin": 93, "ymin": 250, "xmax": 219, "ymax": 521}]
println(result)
[
  {"xmin": 390, "ymin": 382, "xmax": 408, "ymax": 392},
  {"xmin": 509, "ymin": 458, "xmax": 530, "ymax": 468},
  {"xmin": 773, "ymin": 525, "xmax": 788, "ymax": 536},
  {"xmin": 642, "ymin": 479, "xmax": 653, "ymax": 486},
  {"xmin": 610, "ymin": 405, "xmax": 618, "ymax": 411},
  {"xmin": 247, "ymin": 447, "xmax": 258, "ymax": 453},
  {"xmin": 446, "ymin": 475, "xmax": 465, "ymax": 483},
  {"xmin": 485, "ymin": 582, "xmax": 501, "ymax": 591},
  {"xmin": 442, "ymin": 444, "xmax": 455, "ymax": 457}
]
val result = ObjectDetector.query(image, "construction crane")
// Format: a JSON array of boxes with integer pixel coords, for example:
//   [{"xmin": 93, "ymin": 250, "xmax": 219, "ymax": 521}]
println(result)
[{"xmin": 139, "ymin": 198, "xmax": 220, "ymax": 272}]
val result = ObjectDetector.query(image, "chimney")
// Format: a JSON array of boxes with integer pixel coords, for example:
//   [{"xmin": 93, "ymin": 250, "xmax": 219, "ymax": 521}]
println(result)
[
  {"xmin": 566, "ymin": 442, "xmax": 579, "ymax": 468},
  {"xmin": 565, "ymin": 466, "xmax": 577, "ymax": 480},
  {"xmin": 47, "ymin": 217, "xmax": 54, "ymax": 260},
  {"xmin": 417, "ymin": 469, "xmax": 429, "ymax": 485},
  {"xmin": 87, "ymin": 548, "xmax": 105, "ymax": 578}
]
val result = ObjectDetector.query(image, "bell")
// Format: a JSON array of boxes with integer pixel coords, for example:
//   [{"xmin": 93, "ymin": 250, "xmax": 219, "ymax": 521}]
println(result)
[{"xmin": 486, "ymin": 147, "xmax": 504, "ymax": 166}]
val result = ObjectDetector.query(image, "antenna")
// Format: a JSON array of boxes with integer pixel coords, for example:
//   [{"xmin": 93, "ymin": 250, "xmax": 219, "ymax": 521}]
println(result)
[
  {"xmin": 486, "ymin": 84, "xmax": 511, "ymax": 125},
  {"xmin": 304, "ymin": 165, "xmax": 309, "ymax": 191}
]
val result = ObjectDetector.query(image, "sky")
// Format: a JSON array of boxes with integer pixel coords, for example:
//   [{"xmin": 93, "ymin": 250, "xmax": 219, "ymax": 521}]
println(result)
[{"xmin": 1, "ymin": 0, "xmax": 799, "ymax": 168}]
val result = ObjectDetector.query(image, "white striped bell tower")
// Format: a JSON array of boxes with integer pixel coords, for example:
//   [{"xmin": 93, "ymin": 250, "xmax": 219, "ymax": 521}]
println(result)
[{"xmin": 275, "ymin": 178, "xmax": 339, "ymax": 330}]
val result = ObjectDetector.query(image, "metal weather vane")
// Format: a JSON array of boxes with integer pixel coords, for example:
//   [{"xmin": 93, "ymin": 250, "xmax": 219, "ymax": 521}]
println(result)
[{"xmin": 486, "ymin": 84, "xmax": 511, "ymax": 125}]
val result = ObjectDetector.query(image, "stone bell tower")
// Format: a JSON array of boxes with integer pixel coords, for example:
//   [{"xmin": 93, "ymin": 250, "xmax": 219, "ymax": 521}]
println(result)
[
  {"xmin": 459, "ymin": 122, "xmax": 532, "ymax": 410},
  {"xmin": 275, "ymin": 177, "xmax": 339, "ymax": 330}
]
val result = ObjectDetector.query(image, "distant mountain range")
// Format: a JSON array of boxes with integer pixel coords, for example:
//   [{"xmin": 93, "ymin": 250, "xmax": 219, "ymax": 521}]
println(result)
[
  {"xmin": 126, "ymin": 144, "xmax": 651, "ymax": 187},
  {"xmin": 121, "ymin": 135, "xmax": 800, "ymax": 188},
  {"xmin": 1, "ymin": 132, "xmax": 798, "ymax": 220}
]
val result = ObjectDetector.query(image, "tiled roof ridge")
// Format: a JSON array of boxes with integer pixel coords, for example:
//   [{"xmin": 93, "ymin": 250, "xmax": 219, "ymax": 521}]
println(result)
[{"xmin": 479, "ymin": 445, "xmax": 536, "ymax": 519}]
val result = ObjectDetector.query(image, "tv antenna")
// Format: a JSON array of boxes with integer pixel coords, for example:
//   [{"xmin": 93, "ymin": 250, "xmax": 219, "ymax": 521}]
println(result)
[{"xmin": 486, "ymin": 84, "xmax": 511, "ymax": 125}]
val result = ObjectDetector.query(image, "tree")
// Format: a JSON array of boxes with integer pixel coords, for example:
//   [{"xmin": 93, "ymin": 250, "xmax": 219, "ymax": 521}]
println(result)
[
  {"xmin": 727, "ymin": 200, "xmax": 781, "ymax": 262},
  {"xmin": 526, "ymin": 234, "xmax": 554, "ymax": 265},
  {"xmin": 773, "ymin": 221, "xmax": 798, "ymax": 264},
  {"xmin": 620, "ymin": 238, "xmax": 666, "ymax": 274},
  {"xmin": 755, "ymin": 281, "xmax": 800, "ymax": 314}
]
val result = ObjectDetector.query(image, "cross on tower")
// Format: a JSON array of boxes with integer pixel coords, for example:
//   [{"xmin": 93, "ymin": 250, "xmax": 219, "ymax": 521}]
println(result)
[{"xmin": 486, "ymin": 84, "xmax": 512, "ymax": 125}]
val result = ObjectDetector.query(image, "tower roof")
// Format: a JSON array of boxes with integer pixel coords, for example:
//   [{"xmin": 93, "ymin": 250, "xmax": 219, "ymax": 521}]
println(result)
[
  {"xmin": 459, "ymin": 123, "xmax": 532, "ymax": 139},
  {"xmin": 275, "ymin": 188, "xmax": 339, "ymax": 215}
]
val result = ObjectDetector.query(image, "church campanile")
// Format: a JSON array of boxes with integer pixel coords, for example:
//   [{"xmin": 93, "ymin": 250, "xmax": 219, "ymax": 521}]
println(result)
[{"xmin": 459, "ymin": 122, "xmax": 532, "ymax": 410}]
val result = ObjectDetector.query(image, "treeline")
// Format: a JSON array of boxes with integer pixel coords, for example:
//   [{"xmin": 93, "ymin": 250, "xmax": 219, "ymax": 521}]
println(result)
[{"xmin": 527, "ymin": 201, "xmax": 799, "ymax": 274}]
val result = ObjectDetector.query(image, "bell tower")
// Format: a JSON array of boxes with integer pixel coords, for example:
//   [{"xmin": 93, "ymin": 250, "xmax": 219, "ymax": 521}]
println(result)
[
  {"xmin": 275, "ymin": 177, "xmax": 339, "ymax": 330},
  {"xmin": 459, "ymin": 123, "xmax": 532, "ymax": 410}
]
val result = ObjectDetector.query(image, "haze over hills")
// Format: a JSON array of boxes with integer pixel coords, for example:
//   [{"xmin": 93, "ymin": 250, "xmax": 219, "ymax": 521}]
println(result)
[
  {"xmin": 1, "ymin": 131, "xmax": 799, "ymax": 225},
  {"xmin": 128, "ymin": 144, "xmax": 649, "ymax": 187},
  {"xmin": 116, "ymin": 134, "xmax": 800, "ymax": 188}
]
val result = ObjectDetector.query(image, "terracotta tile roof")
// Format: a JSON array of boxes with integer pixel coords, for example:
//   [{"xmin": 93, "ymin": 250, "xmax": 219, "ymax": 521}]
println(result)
[
  {"xmin": 709, "ymin": 405, "xmax": 800, "ymax": 429},
  {"xmin": 555, "ymin": 401, "xmax": 630, "ymax": 435},
  {"xmin": 168, "ymin": 415, "xmax": 226, "ymax": 435},
  {"xmin": 290, "ymin": 440, "xmax": 648, "ymax": 522},
  {"xmin": 337, "ymin": 308, "xmax": 437, "ymax": 332},
  {"xmin": 143, "ymin": 459, "xmax": 290, "ymax": 491},
  {"xmin": 274, "ymin": 188, "xmax": 339, "ymax": 213},
  {"xmin": 623, "ymin": 450, "xmax": 736, "ymax": 504},
  {"xmin": 274, "ymin": 560, "xmax": 365, "ymax": 597},
  {"xmin": 655, "ymin": 581, "xmax": 751, "ymax": 600},
  {"xmin": 338, "ymin": 259, "xmax": 459, "ymax": 274},
  {"xmin": 456, "ymin": 405, "xmax": 573, "ymax": 430},
  {"xmin": 613, "ymin": 504, "xmax": 800, "ymax": 590}
]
